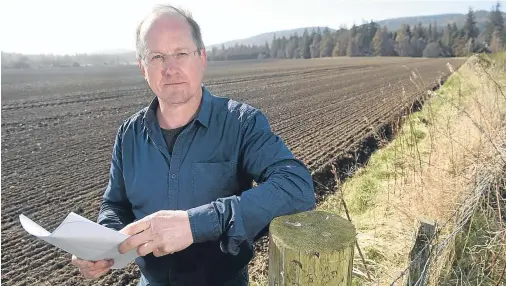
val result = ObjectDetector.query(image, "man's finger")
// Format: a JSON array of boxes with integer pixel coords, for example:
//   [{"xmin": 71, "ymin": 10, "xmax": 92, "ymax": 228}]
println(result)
[
  {"xmin": 86, "ymin": 267, "xmax": 110, "ymax": 279},
  {"xmin": 120, "ymin": 219, "xmax": 151, "ymax": 236},
  {"xmin": 153, "ymin": 247, "xmax": 169, "ymax": 257},
  {"xmin": 93, "ymin": 259, "xmax": 114, "ymax": 269},
  {"xmin": 137, "ymin": 241, "xmax": 156, "ymax": 256},
  {"xmin": 119, "ymin": 229, "xmax": 152, "ymax": 254},
  {"xmin": 72, "ymin": 256, "xmax": 94, "ymax": 269},
  {"xmin": 152, "ymin": 241, "xmax": 173, "ymax": 257}
]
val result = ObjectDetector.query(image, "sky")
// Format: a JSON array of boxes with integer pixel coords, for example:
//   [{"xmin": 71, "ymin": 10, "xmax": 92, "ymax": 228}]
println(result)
[{"xmin": 1, "ymin": 0, "xmax": 504, "ymax": 55}]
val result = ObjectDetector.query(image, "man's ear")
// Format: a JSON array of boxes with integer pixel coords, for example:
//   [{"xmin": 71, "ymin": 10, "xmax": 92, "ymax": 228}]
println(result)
[
  {"xmin": 138, "ymin": 59, "xmax": 146, "ymax": 77},
  {"xmin": 199, "ymin": 49, "xmax": 207, "ymax": 70}
]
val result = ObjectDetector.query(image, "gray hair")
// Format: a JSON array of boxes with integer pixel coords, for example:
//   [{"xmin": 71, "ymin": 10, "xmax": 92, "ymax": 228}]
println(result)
[{"xmin": 136, "ymin": 4, "xmax": 205, "ymax": 61}]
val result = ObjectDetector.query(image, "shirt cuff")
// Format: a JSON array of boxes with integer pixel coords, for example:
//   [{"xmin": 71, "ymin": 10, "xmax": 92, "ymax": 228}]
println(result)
[{"xmin": 187, "ymin": 203, "xmax": 221, "ymax": 243}]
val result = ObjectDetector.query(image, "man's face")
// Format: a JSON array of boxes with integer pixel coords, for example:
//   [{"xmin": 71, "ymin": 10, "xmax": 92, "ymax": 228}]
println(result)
[{"xmin": 139, "ymin": 15, "xmax": 206, "ymax": 105}]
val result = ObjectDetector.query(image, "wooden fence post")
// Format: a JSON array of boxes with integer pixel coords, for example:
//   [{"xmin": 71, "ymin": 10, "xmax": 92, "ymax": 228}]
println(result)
[
  {"xmin": 268, "ymin": 210, "xmax": 356, "ymax": 286},
  {"xmin": 405, "ymin": 218, "xmax": 436, "ymax": 286}
]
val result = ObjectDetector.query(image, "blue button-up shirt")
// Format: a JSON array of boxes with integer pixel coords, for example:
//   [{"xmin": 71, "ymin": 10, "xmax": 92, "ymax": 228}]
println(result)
[{"xmin": 97, "ymin": 85, "xmax": 316, "ymax": 285}]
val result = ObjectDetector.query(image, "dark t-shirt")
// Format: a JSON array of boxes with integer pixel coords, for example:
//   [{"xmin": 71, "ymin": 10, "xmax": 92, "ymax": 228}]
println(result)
[{"xmin": 161, "ymin": 124, "xmax": 187, "ymax": 155}]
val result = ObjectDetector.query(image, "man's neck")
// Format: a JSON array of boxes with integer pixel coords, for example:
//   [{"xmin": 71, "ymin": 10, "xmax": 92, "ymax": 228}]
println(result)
[{"xmin": 157, "ymin": 91, "xmax": 202, "ymax": 130}]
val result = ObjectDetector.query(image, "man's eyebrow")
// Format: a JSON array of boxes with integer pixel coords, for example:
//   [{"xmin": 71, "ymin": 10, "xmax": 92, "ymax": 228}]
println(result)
[
  {"xmin": 145, "ymin": 50, "xmax": 161, "ymax": 55},
  {"xmin": 147, "ymin": 47, "xmax": 190, "ymax": 54},
  {"xmin": 172, "ymin": 47, "xmax": 189, "ymax": 52}
]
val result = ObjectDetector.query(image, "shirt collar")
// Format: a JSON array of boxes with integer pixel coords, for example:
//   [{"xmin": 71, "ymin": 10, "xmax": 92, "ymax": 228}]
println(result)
[{"xmin": 143, "ymin": 84, "xmax": 212, "ymax": 129}]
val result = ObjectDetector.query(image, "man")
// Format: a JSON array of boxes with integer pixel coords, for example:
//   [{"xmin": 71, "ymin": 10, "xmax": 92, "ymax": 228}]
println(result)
[{"xmin": 71, "ymin": 4, "xmax": 315, "ymax": 286}]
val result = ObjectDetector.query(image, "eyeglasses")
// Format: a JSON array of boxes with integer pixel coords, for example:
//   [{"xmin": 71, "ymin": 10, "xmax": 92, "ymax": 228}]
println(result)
[{"xmin": 144, "ymin": 49, "xmax": 201, "ymax": 68}]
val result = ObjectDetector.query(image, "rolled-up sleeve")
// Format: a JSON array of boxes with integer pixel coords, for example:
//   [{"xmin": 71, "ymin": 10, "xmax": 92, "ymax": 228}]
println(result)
[
  {"xmin": 97, "ymin": 125, "xmax": 135, "ymax": 231},
  {"xmin": 187, "ymin": 110, "xmax": 316, "ymax": 254}
]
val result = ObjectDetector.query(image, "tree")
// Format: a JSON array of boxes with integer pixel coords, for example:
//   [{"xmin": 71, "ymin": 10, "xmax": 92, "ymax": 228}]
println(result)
[
  {"xmin": 432, "ymin": 21, "xmax": 439, "ymax": 42},
  {"xmin": 383, "ymin": 27, "xmax": 396, "ymax": 56},
  {"xmin": 346, "ymin": 25, "xmax": 360, "ymax": 56},
  {"xmin": 300, "ymin": 29, "xmax": 311, "ymax": 59},
  {"xmin": 263, "ymin": 41, "xmax": 270, "ymax": 57},
  {"xmin": 483, "ymin": 2, "xmax": 505, "ymax": 45},
  {"xmin": 428, "ymin": 23, "xmax": 433, "ymax": 41},
  {"xmin": 490, "ymin": 2, "xmax": 505, "ymax": 33},
  {"xmin": 490, "ymin": 28, "xmax": 504, "ymax": 52},
  {"xmin": 442, "ymin": 23, "xmax": 455, "ymax": 55},
  {"xmin": 285, "ymin": 36, "xmax": 298, "ymax": 58},
  {"xmin": 462, "ymin": 8, "xmax": 479, "ymax": 40},
  {"xmin": 372, "ymin": 28, "xmax": 385, "ymax": 56},
  {"xmin": 334, "ymin": 29, "xmax": 350, "ymax": 56},
  {"xmin": 347, "ymin": 36, "xmax": 359, "ymax": 57},
  {"xmin": 411, "ymin": 37, "xmax": 427, "ymax": 57},
  {"xmin": 278, "ymin": 37, "xmax": 287, "ymax": 58},
  {"xmin": 270, "ymin": 35, "xmax": 278, "ymax": 58},
  {"xmin": 423, "ymin": 42, "xmax": 442, "ymax": 58},
  {"xmin": 395, "ymin": 25, "xmax": 414, "ymax": 56},
  {"xmin": 310, "ymin": 30, "xmax": 322, "ymax": 58},
  {"xmin": 320, "ymin": 27, "xmax": 334, "ymax": 57},
  {"xmin": 452, "ymin": 37, "xmax": 470, "ymax": 56},
  {"xmin": 465, "ymin": 38, "xmax": 476, "ymax": 54},
  {"xmin": 373, "ymin": 27, "xmax": 392, "ymax": 56},
  {"xmin": 413, "ymin": 23, "xmax": 424, "ymax": 39}
]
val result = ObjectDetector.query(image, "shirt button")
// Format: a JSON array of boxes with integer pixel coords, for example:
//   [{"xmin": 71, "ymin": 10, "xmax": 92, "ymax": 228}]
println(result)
[{"xmin": 171, "ymin": 173, "xmax": 177, "ymax": 179}]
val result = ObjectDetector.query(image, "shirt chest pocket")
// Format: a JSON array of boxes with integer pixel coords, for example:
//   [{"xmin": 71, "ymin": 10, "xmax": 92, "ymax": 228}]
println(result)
[{"xmin": 191, "ymin": 160, "xmax": 237, "ymax": 205}]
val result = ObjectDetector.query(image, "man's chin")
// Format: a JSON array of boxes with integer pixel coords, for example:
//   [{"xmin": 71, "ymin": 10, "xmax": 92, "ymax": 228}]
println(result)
[{"xmin": 158, "ymin": 93, "xmax": 192, "ymax": 105}]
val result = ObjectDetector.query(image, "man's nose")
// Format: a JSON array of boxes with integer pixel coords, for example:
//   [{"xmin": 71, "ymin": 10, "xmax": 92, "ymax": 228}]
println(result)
[{"xmin": 162, "ymin": 59, "xmax": 179, "ymax": 75}]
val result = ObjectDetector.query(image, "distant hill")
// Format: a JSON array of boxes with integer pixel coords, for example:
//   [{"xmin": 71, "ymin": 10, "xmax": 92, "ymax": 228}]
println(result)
[
  {"xmin": 376, "ymin": 10, "xmax": 506, "ymax": 31},
  {"xmin": 208, "ymin": 10, "xmax": 505, "ymax": 50},
  {"xmin": 206, "ymin": 27, "xmax": 335, "ymax": 49}
]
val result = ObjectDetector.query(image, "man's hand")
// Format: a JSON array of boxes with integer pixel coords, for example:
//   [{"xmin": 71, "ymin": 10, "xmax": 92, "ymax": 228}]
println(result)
[
  {"xmin": 71, "ymin": 255, "xmax": 114, "ymax": 279},
  {"xmin": 118, "ymin": 210, "xmax": 194, "ymax": 257}
]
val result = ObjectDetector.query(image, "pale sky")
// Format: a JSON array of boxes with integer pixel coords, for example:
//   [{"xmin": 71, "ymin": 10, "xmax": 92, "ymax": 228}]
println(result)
[{"xmin": 1, "ymin": 0, "xmax": 503, "ymax": 55}]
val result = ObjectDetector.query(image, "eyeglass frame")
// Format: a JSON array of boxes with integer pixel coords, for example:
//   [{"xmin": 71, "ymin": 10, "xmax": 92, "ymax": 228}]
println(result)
[{"xmin": 142, "ymin": 48, "xmax": 202, "ymax": 68}]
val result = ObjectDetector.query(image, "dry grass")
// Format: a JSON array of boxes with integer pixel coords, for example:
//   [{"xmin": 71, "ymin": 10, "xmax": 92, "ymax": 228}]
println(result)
[{"xmin": 318, "ymin": 53, "xmax": 506, "ymax": 285}]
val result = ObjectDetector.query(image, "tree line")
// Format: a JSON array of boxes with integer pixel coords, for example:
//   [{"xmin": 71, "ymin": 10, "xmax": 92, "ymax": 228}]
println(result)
[
  {"xmin": 1, "ymin": 52, "xmax": 137, "ymax": 69},
  {"xmin": 207, "ymin": 4, "xmax": 506, "ymax": 61}
]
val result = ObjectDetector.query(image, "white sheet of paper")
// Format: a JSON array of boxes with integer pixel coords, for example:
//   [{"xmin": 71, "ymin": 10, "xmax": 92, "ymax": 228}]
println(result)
[{"xmin": 19, "ymin": 212, "xmax": 139, "ymax": 269}]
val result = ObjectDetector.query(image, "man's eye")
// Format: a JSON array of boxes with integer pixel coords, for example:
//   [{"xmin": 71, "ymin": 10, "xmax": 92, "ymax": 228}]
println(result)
[
  {"xmin": 151, "ymin": 55, "xmax": 163, "ymax": 60},
  {"xmin": 177, "ymin": 52, "xmax": 189, "ymax": 57}
]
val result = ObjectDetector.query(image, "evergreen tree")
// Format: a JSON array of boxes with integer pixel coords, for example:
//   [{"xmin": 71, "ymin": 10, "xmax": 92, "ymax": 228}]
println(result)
[
  {"xmin": 300, "ymin": 29, "xmax": 311, "ymax": 59},
  {"xmin": 310, "ymin": 30, "xmax": 322, "ymax": 58},
  {"xmin": 264, "ymin": 41, "xmax": 270, "ymax": 56},
  {"xmin": 320, "ymin": 27, "xmax": 334, "ymax": 57},
  {"xmin": 413, "ymin": 23, "xmax": 424, "ymax": 39},
  {"xmin": 347, "ymin": 36, "xmax": 359, "ymax": 56},
  {"xmin": 285, "ymin": 36, "xmax": 298, "ymax": 58},
  {"xmin": 462, "ymin": 8, "xmax": 479, "ymax": 40},
  {"xmin": 364, "ymin": 21, "xmax": 379, "ymax": 55},
  {"xmin": 490, "ymin": 29, "xmax": 504, "ymax": 52},
  {"xmin": 490, "ymin": 2, "xmax": 505, "ymax": 33},
  {"xmin": 442, "ymin": 24, "xmax": 455, "ymax": 56},
  {"xmin": 483, "ymin": 2, "xmax": 504, "ymax": 45},
  {"xmin": 411, "ymin": 37, "xmax": 426, "ymax": 57},
  {"xmin": 270, "ymin": 35, "xmax": 278, "ymax": 58},
  {"xmin": 432, "ymin": 21, "xmax": 439, "ymax": 41},
  {"xmin": 428, "ymin": 23, "xmax": 433, "ymax": 41},
  {"xmin": 383, "ymin": 27, "xmax": 396, "ymax": 56},
  {"xmin": 279, "ymin": 36, "xmax": 287, "ymax": 58}
]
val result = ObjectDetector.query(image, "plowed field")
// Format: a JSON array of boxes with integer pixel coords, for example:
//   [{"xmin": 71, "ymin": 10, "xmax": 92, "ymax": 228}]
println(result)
[{"xmin": 1, "ymin": 57, "xmax": 465, "ymax": 285}]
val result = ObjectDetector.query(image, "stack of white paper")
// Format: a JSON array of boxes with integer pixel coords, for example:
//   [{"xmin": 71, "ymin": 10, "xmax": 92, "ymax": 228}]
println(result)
[{"xmin": 19, "ymin": 212, "xmax": 139, "ymax": 269}]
